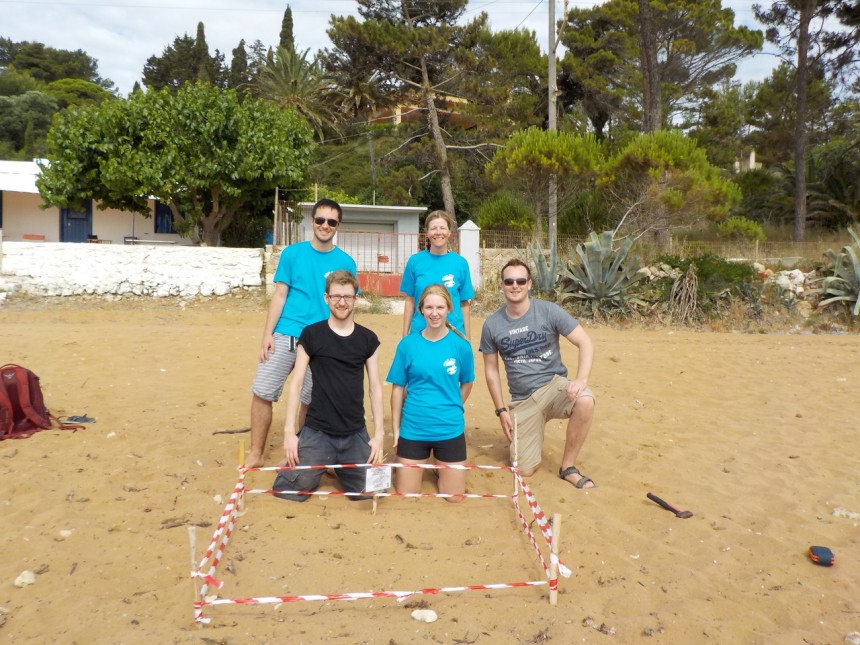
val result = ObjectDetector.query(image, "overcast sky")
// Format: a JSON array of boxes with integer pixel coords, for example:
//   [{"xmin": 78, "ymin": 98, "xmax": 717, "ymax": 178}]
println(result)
[{"xmin": 4, "ymin": 0, "xmax": 777, "ymax": 96}]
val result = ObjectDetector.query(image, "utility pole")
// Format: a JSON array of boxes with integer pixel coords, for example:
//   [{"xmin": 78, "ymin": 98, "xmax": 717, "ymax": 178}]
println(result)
[{"xmin": 547, "ymin": 0, "xmax": 558, "ymax": 249}]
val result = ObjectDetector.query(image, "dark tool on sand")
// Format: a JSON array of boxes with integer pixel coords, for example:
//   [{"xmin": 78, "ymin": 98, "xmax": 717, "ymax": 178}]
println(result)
[{"xmin": 647, "ymin": 492, "xmax": 693, "ymax": 519}]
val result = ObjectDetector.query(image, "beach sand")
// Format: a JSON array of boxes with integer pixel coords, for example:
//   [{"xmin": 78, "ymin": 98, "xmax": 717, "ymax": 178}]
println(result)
[{"xmin": 1, "ymin": 295, "xmax": 858, "ymax": 644}]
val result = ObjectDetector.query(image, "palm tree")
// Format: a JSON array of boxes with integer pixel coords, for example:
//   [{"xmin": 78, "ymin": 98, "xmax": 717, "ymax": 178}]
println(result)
[{"xmin": 252, "ymin": 47, "xmax": 341, "ymax": 139}]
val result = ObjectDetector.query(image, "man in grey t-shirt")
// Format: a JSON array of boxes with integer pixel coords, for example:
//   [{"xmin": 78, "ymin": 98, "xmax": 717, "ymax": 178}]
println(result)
[{"xmin": 479, "ymin": 259, "xmax": 596, "ymax": 489}]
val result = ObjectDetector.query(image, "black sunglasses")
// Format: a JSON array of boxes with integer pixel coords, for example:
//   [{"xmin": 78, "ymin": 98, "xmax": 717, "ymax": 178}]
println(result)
[
  {"xmin": 313, "ymin": 216, "xmax": 339, "ymax": 227},
  {"xmin": 502, "ymin": 277, "xmax": 529, "ymax": 286}
]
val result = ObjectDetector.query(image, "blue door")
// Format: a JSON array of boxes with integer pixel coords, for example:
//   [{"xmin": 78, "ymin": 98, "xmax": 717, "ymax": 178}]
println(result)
[{"xmin": 60, "ymin": 200, "xmax": 92, "ymax": 242}]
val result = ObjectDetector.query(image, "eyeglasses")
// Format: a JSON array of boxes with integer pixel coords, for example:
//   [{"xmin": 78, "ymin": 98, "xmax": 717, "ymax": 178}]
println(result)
[
  {"xmin": 327, "ymin": 294, "xmax": 355, "ymax": 303},
  {"xmin": 314, "ymin": 216, "xmax": 339, "ymax": 227},
  {"xmin": 502, "ymin": 277, "xmax": 529, "ymax": 286}
]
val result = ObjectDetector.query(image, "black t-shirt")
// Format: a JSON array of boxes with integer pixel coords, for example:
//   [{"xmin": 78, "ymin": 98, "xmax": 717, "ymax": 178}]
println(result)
[{"xmin": 299, "ymin": 320, "xmax": 380, "ymax": 436}]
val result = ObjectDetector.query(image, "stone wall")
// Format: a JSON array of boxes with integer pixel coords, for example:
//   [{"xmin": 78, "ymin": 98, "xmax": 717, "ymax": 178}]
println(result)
[
  {"xmin": 481, "ymin": 247, "xmax": 520, "ymax": 288},
  {"xmin": 0, "ymin": 241, "xmax": 263, "ymax": 297}
]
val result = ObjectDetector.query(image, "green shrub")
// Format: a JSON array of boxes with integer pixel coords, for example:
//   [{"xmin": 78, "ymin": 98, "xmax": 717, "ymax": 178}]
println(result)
[
  {"xmin": 475, "ymin": 191, "xmax": 534, "ymax": 231},
  {"xmin": 717, "ymin": 216, "xmax": 766, "ymax": 242},
  {"xmin": 655, "ymin": 253, "xmax": 760, "ymax": 313}
]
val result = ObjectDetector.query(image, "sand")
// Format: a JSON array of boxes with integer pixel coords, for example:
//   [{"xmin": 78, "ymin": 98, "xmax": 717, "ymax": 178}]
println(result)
[{"xmin": 1, "ymin": 294, "xmax": 858, "ymax": 644}]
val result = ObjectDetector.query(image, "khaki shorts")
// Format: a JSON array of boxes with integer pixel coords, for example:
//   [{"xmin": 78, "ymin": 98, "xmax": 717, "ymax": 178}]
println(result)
[{"xmin": 508, "ymin": 374, "xmax": 595, "ymax": 472}]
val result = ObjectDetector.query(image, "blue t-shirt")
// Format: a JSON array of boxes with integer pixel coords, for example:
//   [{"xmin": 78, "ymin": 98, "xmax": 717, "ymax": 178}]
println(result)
[
  {"xmin": 272, "ymin": 242, "xmax": 357, "ymax": 337},
  {"xmin": 400, "ymin": 250, "xmax": 475, "ymax": 335},
  {"xmin": 386, "ymin": 331, "xmax": 475, "ymax": 442}
]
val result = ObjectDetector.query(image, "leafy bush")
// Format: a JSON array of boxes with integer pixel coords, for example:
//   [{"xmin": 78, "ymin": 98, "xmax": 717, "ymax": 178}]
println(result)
[
  {"xmin": 818, "ymin": 227, "xmax": 860, "ymax": 319},
  {"xmin": 717, "ymin": 216, "xmax": 766, "ymax": 242},
  {"xmin": 654, "ymin": 253, "xmax": 761, "ymax": 313},
  {"xmin": 475, "ymin": 191, "xmax": 535, "ymax": 231},
  {"xmin": 559, "ymin": 231, "xmax": 645, "ymax": 319}
]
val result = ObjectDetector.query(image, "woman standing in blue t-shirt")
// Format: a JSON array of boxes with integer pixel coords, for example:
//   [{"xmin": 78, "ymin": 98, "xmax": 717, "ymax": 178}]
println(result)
[
  {"xmin": 387, "ymin": 285, "xmax": 475, "ymax": 500},
  {"xmin": 400, "ymin": 210, "xmax": 475, "ymax": 338}
]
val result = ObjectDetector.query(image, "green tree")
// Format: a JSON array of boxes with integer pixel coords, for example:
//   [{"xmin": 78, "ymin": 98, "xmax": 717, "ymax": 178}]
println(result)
[
  {"xmin": 142, "ymin": 23, "xmax": 226, "ymax": 90},
  {"xmin": 251, "ymin": 46, "xmax": 341, "ymax": 140},
  {"xmin": 0, "ymin": 66, "xmax": 42, "ymax": 96},
  {"xmin": 462, "ymin": 28, "xmax": 546, "ymax": 134},
  {"xmin": 228, "ymin": 39, "xmax": 251, "ymax": 97},
  {"xmin": 0, "ymin": 91, "xmax": 58, "ymax": 158},
  {"xmin": 560, "ymin": 1, "xmax": 639, "ymax": 138},
  {"xmin": 687, "ymin": 80, "xmax": 757, "ymax": 169},
  {"xmin": 560, "ymin": 0, "xmax": 762, "ymax": 132},
  {"xmin": 44, "ymin": 78, "xmax": 115, "ymax": 108},
  {"xmin": 754, "ymin": 0, "xmax": 839, "ymax": 241},
  {"xmin": 745, "ymin": 62, "xmax": 834, "ymax": 165},
  {"xmin": 600, "ymin": 130, "xmax": 741, "ymax": 247},
  {"xmin": 0, "ymin": 37, "xmax": 113, "ymax": 88},
  {"xmin": 485, "ymin": 127, "xmax": 603, "ymax": 237},
  {"xmin": 324, "ymin": 0, "xmax": 488, "ymax": 216},
  {"xmin": 37, "ymin": 83, "xmax": 314, "ymax": 246},
  {"xmin": 280, "ymin": 5, "xmax": 296, "ymax": 52}
]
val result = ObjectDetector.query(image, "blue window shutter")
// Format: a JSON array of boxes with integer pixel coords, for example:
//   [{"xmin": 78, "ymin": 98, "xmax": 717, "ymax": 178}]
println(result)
[{"xmin": 154, "ymin": 200, "xmax": 176, "ymax": 234}]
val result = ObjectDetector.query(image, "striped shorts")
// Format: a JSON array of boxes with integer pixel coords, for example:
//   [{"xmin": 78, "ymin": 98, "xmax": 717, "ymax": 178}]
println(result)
[{"xmin": 251, "ymin": 333, "xmax": 312, "ymax": 404}]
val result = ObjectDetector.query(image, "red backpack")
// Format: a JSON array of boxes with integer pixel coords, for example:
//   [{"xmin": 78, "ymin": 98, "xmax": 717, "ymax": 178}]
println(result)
[{"xmin": 0, "ymin": 364, "xmax": 82, "ymax": 440}]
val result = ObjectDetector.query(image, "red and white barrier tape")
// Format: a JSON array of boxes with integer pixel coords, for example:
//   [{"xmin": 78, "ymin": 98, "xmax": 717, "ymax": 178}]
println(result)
[
  {"xmin": 242, "ymin": 462, "xmax": 516, "ymax": 472},
  {"xmin": 193, "ymin": 463, "xmax": 567, "ymax": 624},
  {"xmin": 244, "ymin": 487, "xmax": 514, "ymax": 500},
  {"xmin": 196, "ymin": 580, "xmax": 548, "ymax": 613},
  {"xmin": 516, "ymin": 474, "xmax": 571, "ymax": 579}
]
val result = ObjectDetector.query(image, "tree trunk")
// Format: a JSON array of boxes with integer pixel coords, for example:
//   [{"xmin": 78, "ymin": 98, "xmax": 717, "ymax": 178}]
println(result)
[
  {"xmin": 793, "ymin": 0, "xmax": 813, "ymax": 243},
  {"xmin": 168, "ymin": 202, "xmax": 201, "ymax": 245},
  {"xmin": 638, "ymin": 0, "xmax": 661, "ymax": 132},
  {"xmin": 420, "ymin": 56, "xmax": 456, "ymax": 217}
]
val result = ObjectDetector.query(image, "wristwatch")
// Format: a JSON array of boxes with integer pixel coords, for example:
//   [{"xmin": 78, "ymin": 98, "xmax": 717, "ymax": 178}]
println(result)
[{"xmin": 494, "ymin": 407, "xmax": 508, "ymax": 417}]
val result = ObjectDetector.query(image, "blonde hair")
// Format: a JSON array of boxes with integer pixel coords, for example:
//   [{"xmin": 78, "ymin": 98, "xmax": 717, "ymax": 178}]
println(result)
[{"xmin": 418, "ymin": 284, "xmax": 468, "ymax": 341}]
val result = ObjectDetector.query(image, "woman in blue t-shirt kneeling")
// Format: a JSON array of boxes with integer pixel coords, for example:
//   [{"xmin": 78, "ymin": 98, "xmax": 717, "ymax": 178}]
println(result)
[{"xmin": 387, "ymin": 284, "xmax": 475, "ymax": 501}]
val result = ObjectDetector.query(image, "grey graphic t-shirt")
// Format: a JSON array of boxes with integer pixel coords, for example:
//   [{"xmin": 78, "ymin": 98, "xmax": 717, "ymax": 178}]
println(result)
[{"xmin": 479, "ymin": 299, "xmax": 578, "ymax": 401}]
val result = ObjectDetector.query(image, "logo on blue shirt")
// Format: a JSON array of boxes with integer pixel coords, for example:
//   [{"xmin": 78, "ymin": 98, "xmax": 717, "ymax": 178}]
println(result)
[{"xmin": 444, "ymin": 357, "xmax": 457, "ymax": 375}]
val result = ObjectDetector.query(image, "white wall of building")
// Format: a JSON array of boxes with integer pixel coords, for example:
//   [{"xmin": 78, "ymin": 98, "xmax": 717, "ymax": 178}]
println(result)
[
  {"xmin": 1, "ymin": 192, "xmax": 59, "ymax": 241},
  {"xmin": 0, "ymin": 241, "xmax": 262, "ymax": 297}
]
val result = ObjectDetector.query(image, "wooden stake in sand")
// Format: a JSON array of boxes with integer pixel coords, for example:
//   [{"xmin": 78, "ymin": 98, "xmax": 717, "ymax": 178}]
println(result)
[
  {"xmin": 188, "ymin": 525, "xmax": 200, "ymax": 625},
  {"xmin": 512, "ymin": 414, "xmax": 520, "ymax": 498},
  {"xmin": 549, "ymin": 513, "xmax": 562, "ymax": 606}
]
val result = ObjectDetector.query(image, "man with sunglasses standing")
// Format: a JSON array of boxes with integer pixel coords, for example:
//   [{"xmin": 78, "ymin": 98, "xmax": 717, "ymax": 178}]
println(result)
[
  {"xmin": 479, "ymin": 259, "xmax": 597, "ymax": 489},
  {"xmin": 246, "ymin": 198, "xmax": 356, "ymax": 469}
]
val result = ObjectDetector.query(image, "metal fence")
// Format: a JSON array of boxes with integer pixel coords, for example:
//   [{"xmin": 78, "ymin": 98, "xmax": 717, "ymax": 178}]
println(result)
[
  {"xmin": 336, "ymin": 230, "xmax": 461, "ymax": 274},
  {"xmin": 479, "ymin": 229, "xmax": 840, "ymax": 264}
]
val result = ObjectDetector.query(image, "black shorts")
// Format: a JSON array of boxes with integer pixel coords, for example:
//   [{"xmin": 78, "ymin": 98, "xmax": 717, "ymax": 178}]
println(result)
[{"xmin": 397, "ymin": 434, "xmax": 467, "ymax": 462}]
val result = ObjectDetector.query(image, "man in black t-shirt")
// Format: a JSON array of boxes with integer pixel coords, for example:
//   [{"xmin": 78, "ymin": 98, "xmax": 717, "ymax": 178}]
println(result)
[{"xmin": 273, "ymin": 270, "xmax": 384, "ymax": 501}]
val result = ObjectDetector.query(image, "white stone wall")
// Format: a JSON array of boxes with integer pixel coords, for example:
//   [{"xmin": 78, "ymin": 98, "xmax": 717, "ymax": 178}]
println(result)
[{"xmin": 0, "ymin": 241, "xmax": 263, "ymax": 297}]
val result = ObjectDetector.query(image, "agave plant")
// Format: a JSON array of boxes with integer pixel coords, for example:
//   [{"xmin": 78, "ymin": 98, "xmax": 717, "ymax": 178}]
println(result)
[
  {"xmin": 559, "ymin": 231, "xmax": 645, "ymax": 318},
  {"xmin": 818, "ymin": 227, "xmax": 860, "ymax": 319},
  {"xmin": 522, "ymin": 238, "xmax": 559, "ymax": 296}
]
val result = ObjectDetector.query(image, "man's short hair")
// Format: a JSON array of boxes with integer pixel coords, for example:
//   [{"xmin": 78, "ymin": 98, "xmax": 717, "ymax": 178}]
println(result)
[
  {"xmin": 326, "ymin": 269, "xmax": 358, "ymax": 293},
  {"xmin": 501, "ymin": 258, "xmax": 532, "ymax": 281},
  {"xmin": 312, "ymin": 198, "xmax": 343, "ymax": 221}
]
